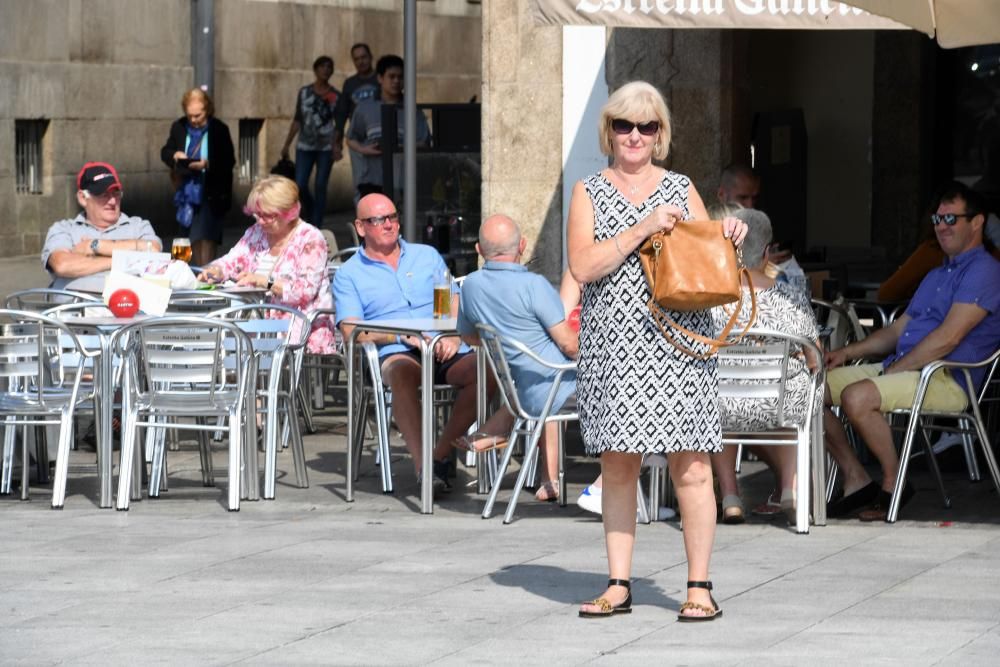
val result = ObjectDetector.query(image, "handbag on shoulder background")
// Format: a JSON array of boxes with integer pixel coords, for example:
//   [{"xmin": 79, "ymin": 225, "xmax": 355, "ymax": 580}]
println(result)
[
  {"xmin": 270, "ymin": 158, "xmax": 296, "ymax": 180},
  {"xmin": 638, "ymin": 219, "xmax": 756, "ymax": 359}
]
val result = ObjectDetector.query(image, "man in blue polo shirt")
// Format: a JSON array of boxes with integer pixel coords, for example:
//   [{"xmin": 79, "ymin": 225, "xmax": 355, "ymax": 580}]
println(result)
[
  {"xmin": 333, "ymin": 193, "xmax": 479, "ymax": 492},
  {"xmin": 824, "ymin": 182, "xmax": 1000, "ymax": 521},
  {"xmin": 457, "ymin": 214, "xmax": 579, "ymax": 502}
]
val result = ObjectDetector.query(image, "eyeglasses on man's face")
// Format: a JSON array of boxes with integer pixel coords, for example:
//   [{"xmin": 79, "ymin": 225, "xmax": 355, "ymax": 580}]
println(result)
[
  {"xmin": 931, "ymin": 212, "xmax": 975, "ymax": 226},
  {"xmin": 360, "ymin": 212, "xmax": 400, "ymax": 227},
  {"xmin": 611, "ymin": 118, "xmax": 660, "ymax": 136},
  {"xmin": 89, "ymin": 190, "xmax": 123, "ymax": 204}
]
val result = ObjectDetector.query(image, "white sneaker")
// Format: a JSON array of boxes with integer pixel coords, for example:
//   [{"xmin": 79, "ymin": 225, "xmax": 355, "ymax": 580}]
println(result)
[
  {"xmin": 932, "ymin": 433, "xmax": 964, "ymax": 455},
  {"xmin": 577, "ymin": 484, "xmax": 602, "ymax": 515}
]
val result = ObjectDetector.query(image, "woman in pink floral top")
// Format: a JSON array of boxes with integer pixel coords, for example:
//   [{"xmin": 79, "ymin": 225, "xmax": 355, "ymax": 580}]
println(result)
[{"xmin": 198, "ymin": 176, "xmax": 336, "ymax": 353}]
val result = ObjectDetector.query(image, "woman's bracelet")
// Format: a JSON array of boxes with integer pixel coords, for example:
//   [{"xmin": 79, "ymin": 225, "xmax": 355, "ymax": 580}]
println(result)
[{"xmin": 613, "ymin": 234, "xmax": 627, "ymax": 258}]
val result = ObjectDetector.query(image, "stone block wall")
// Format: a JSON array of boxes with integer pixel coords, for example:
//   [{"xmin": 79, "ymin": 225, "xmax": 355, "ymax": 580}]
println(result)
[{"xmin": 1, "ymin": 0, "xmax": 481, "ymax": 259}]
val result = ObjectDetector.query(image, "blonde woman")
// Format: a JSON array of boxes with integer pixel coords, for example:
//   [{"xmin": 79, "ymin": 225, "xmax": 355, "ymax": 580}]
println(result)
[
  {"xmin": 567, "ymin": 81, "xmax": 746, "ymax": 621},
  {"xmin": 198, "ymin": 176, "xmax": 336, "ymax": 354}
]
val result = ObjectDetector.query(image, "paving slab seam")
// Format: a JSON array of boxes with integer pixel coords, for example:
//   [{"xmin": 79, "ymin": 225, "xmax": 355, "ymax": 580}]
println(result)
[
  {"xmin": 932, "ymin": 619, "xmax": 1000, "ymax": 665},
  {"xmin": 763, "ymin": 546, "xmax": 982, "ymax": 655}
]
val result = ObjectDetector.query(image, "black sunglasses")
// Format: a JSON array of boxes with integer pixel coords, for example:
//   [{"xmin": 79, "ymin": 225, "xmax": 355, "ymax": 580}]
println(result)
[
  {"xmin": 611, "ymin": 118, "xmax": 660, "ymax": 136},
  {"xmin": 931, "ymin": 212, "xmax": 976, "ymax": 226}
]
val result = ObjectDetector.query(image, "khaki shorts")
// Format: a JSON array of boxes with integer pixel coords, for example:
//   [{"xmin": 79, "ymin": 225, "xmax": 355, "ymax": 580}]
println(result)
[{"xmin": 827, "ymin": 363, "xmax": 968, "ymax": 413}]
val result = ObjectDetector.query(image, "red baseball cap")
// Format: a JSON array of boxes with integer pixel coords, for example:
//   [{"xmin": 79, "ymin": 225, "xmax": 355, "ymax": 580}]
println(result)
[{"xmin": 77, "ymin": 162, "xmax": 122, "ymax": 195}]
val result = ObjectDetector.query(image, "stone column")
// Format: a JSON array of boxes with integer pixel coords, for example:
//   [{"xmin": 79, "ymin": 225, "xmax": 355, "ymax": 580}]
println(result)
[{"xmin": 481, "ymin": 0, "xmax": 564, "ymax": 281}]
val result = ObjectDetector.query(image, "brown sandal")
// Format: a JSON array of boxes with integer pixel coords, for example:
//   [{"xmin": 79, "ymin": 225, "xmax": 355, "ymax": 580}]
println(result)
[
  {"xmin": 452, "ymin": 432, "xmax": 508, "ymax": 453},
  {"xmin": 579, "ymin": 579, "xmax": 632, "ymax": 618},
  {"xmin": 677, "ymin": 581, "xmax": 722, "ymax": 622}
]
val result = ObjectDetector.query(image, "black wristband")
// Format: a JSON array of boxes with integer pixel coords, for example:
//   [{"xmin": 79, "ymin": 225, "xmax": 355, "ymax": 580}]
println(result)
[{"xmin": 266, "ymin": 276, "xmax": 276, "ymax": 291}]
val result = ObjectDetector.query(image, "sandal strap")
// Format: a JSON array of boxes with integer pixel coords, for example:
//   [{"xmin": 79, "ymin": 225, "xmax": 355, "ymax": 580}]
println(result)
[
  {"xmin": 583, "ymin": 597, "xmax": 613, "ymax": 613},
  {"xmin": 687, "ymin": 580, "xmax": 712, "ymax": 591},
  {"xmin": 607, "ymin": 578, "xmax": 631, "ymax": 589},
  {"xmin": 679, "ymin": 601, "xmax": 716, "ymax": 615}
]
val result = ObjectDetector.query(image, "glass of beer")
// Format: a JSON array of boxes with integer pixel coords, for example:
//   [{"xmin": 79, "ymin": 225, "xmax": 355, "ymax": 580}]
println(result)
[
  {"xmin": 171, "ymin": 237, "xmax": 192, "ymax": 263},
  {"xmin": 433, "ymin": 268, "xmax": 452, "ymax": 319}
]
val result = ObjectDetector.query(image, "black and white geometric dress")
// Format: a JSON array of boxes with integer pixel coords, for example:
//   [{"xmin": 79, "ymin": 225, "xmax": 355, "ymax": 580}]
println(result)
[{"xmin": 577, "ymin": 170, "xmax": 723, "ymax": 456}]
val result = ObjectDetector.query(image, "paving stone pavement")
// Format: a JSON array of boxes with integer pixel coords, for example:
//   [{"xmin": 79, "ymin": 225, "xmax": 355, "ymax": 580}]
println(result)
[{"xmin": 2, "ymin": 412, "xmax": 999, "ymax": 665}]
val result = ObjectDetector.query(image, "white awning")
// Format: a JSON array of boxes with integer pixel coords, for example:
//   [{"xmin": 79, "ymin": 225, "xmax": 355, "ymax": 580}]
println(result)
[
  {"xmin": 843, "ymin": 1, "xmax": 1000, "ymax": 48},
  {"xmin": 529, "ymin": 1, "xmax": 911, "ymax": 32}
]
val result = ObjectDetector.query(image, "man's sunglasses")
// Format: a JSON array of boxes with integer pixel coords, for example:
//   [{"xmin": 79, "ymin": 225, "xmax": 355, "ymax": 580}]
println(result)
[
  {"xmin": 89, "ymin": 190, "xmax": 124, "ymax": 203},
  {"xmin": 611, "ymin": 119, "xmax": 660, "ymax": 136},
  {"xmin": 360, "ymin": 212, "xmax": 400, "ymax": 227},
  {"xmin": 931, "ymin": 212, "xmax": 976, "ymax": 226}
]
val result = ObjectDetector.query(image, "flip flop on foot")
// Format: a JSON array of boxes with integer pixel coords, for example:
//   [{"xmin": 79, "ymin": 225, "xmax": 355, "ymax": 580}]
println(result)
[
  {"xmin": 452, "ymin": 432, "xmax": 508, "ymax": 453},
  {"xmin": 535, "ymin": 480, "xmax": 559, "ymax": 502}
]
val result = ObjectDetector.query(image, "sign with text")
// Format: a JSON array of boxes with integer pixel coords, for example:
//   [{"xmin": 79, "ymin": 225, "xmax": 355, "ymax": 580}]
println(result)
[{"xmin": 529, "ymin": 1, "xmax": 909, "ymax": 31}]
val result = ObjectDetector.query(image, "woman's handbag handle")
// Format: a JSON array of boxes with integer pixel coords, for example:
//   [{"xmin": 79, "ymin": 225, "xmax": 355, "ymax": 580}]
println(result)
[{"xmin": 646, "ymin": 269, "xmax": 758, "ymax": 360}]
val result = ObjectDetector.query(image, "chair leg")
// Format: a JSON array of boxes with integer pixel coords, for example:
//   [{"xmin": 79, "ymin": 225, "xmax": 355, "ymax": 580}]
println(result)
[
  {"xmin": 888, "ymin": 411, "xmax": 922, "ymax": 523},
  {"xmin": 1, "ymin": 423, "xmax": 14, "ymax": 495},
  {"xmin": 795, "ymin": 427, "xmax": 810, "ymax": 533},
  {"xmin": 557, "ymin": 424, "xmax": 566, "ymax": 507},
  {"xmin": 227, "ymin": 412, "xmax": 241, "ymax": 511},
  {"xmin": 503, "ymin": 422, "xmax": 543, "ymax": 524},
  {"xmin": 198, "ymin": 417, "xmax": 214, "ymax": 487},
  {"xmin": 482, "ymin": 426, "xmax": 522, "ymax": 519},
  {"xmin": 50, "ymin": 410, "xmax": 75, "ymax": 509},
  {"xmin": 920, "ymin": 422, "xmax": 951, "ymax": 509},
  {"xmin": 20, "ymin": 425, "xmax": 30, "ymax": 501},
  {"xmin": 636, "ymin": 478, "xmax": 650, "ymax": 525},
  {"xmin": 287, "ymin": 393, "xmax": 309, "ymax": 489},
  {"xmin": 116, "ymin": 407, "xmax": 139, "ymax": 511},
  {"xmin": 958, "ymin": 418, "xmax": 981, "ymax": 482},
  {"xmin": 149, "ymin": 422, "xmax": 166, "ymax": 498},
  {"xmin": 967, "ymin": 400, "xmax": 1000, "ymax": 497},
  {"xmin": 36, "ymin": 425, "xmax": 50, "ymax": 486}
]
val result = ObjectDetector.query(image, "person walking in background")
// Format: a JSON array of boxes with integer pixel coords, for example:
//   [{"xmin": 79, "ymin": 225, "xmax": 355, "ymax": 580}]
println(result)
[
  {"xmin": 335, "ymin": 43, "xmax": 379, "ymax": 158},
  {"xmin": 160, "ymin": 88, "xmax": 235, "ymax": 267},
  {"xmin": 567, "ymin": 81, "xmax": 746, "ymax": 621},
  {"xmin": 347, "ymin": 54, "xmax": 431, "ymax": 202},
  {"xmin": 281, "ymin": 55, "xmax": 342, "ymax": 227}
]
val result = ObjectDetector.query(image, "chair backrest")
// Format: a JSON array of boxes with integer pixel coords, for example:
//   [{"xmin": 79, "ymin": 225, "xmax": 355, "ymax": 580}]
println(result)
[
  {"xmin": 167, "ymin": 290, "xmax": 249, "ymax": 315},
  {"xmin": 113, "ymin": 317, "xmax": 253, "ymax": 401},
  {"xmin": 0, "ymin": 309, "xmax": 91, "ymax": 407},
  {"xmin": 717, "ymin": 328, "xmax": 824, "ymax": 429},
  {"xmin": 4, "ymin": 288, "xmax": 100, "ymax": 312},
  {"xmin": 812, "ymin": 297, "xmax": 864, "ymax": 351},
  {"xmin": 210, "ymin": 304, "xmax": 308, "ymax": 376},
  {"xmin": 475, "ymin": 323, "xmax": 576, "ymax": 422}
]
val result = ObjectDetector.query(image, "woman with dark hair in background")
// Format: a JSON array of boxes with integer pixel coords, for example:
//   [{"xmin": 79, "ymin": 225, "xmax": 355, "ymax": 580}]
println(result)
[
  {"xmin": 281, "ymin": 55, "xmax": 342, "ymax": 227},
  {"xmin": 160, "ymin": 88, "xmax": 235, "ymax": 266}
]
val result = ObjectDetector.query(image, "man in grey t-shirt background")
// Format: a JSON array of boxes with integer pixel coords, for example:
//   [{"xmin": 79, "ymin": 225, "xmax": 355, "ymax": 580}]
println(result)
[{"xmin": 41, "ymin": 162, "xmax": 161, "ymax": 292}]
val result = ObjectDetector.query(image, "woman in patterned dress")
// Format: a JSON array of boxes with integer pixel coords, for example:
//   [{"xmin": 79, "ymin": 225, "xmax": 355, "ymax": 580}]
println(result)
[
  {"xmin": 709, "ymin": 208, "xmax": 821, "ymax": 524},
  {"xmin": 197, "ymin": 176, "xmax": 337, "ymax": 354},
  {"xmin": 568, "ymin": 82, "xmax": 747, "ymax": 621}
]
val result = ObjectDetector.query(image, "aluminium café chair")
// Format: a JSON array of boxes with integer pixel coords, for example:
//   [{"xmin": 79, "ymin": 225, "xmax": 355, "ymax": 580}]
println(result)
[
  {"xmin": 475, "ymin": 323, "xmax": 578, "ymax": 524},
  {"xmin": 349, "ymin": 341, "xmax": 461, "ymax": 495},
  {"xmin": 113, "ymin": 317, "xmax": 256, "ymax": 511},
  {"xmin": 4, "ymin": 288, "xmax": 101, "ymax": 312},
  {"xmin": 717, "ymin": 328, "xmax": 826, "ymax": 533},
  {"xmin": 210, "ymin": 303, "xmax": 310, "ymax": 499},
  {"xmin": 0, "ymin": 309, "xmax": 98, "ymax": 508},
  {"xmin": 298, "ymin": 307, "xmax": 349, "ymax": 433},
  {"xmin": 884, "ymin": 347, "xmax": 1000, "ymax": 523}
]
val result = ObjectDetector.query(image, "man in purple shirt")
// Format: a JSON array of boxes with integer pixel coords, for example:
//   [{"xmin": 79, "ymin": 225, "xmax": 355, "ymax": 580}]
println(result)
[{"xmin": 824, "ymin": 182, "xmax": 1000, "ymax": 521}]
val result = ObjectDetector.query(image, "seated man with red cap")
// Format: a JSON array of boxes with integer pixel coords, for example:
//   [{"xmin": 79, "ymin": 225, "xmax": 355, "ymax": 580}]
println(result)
[{"xmin": 42, "ymin": 162, "xmax": 162, "ymax": 292}]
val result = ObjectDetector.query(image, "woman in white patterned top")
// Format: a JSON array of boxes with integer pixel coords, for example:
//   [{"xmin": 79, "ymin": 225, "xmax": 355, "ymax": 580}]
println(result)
[{"xmin": 709, "ymin": 208, "xmax": 821, "ymax": 524}]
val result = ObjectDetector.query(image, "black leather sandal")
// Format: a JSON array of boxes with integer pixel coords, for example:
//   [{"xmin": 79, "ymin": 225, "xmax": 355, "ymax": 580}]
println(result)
[
  {"xmin": 579, "ymin": 578, "xmax": 632, "ymax": 618},
  {"xmin": 677, "ymin": 580, "xmax": 722, "ymax": 622}
]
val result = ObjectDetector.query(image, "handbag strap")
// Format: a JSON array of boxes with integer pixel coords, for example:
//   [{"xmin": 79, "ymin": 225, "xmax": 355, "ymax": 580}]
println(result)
[{"xmin": 646, "ymin": 269, "xmax": 758, "ymax": 360}]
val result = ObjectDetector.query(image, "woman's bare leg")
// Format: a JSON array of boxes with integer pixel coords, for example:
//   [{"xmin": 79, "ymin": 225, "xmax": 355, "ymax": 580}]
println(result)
[
  {"xmin": 579, "ymin": 451, "xmax": 642, "ymax": 613},
  {"xmin": 670, "ymin": 450, "xmax": 718, "ymax": 617}
]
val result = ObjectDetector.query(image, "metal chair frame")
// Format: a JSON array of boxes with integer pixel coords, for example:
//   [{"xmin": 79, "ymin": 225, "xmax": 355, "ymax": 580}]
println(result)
[
  {"xmin": 475, "ymin": 323, "xmax": 578, "ymax": 524},
  {"xmin": 113, "ymin": 317, "xmax": 256, "ymax": 511},
  {"xmin": 884, "ymin": 348, "xmax": 1000, "ymax": 523},
  {"xmin": 0, "ymin": 309, "xmax": 98, "ymax": 507},
  {"xmin": 717, "ymin": 328, "xmax": 826, "ymax": 533},
  {"xmin": 210, "ymin": 304, "xmax": 310, "ymax": 499},
  {"xmin": 4, "ymin": 288, "xmax": 101, "ymax": 312}
]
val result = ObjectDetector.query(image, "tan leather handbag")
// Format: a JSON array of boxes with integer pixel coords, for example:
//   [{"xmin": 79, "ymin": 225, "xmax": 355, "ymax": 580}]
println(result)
[{"xmin": 637, "ymin": 219, "xmax": 757, "ymax": 359}]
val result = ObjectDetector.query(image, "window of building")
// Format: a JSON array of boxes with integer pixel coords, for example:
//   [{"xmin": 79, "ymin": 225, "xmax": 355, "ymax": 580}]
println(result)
[
  {"xmin": 238, "ymin": 118, "xmax": 264, "ymax": 185},
  {"xmin": 15, "ymin": 119, "xmax": 47, "ymax": 195}
]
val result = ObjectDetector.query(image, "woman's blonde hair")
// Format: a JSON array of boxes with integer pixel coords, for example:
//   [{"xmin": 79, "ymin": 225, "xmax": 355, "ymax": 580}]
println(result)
[
  {"xmin": 181, "ymin": 88, "xmax": 215, "ymax": 116},
  {"xmin": 245, "ymin": 176, "xmax": 301, "ymax": 221},
  {"xmin": 598, "ymin": 81, "xmax": 672, "ymax": 162}
]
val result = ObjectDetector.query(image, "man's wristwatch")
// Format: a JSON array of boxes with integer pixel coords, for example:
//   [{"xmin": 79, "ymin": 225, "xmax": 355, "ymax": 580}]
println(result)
[
  {"xmin": 90, "ymin": 239, "xmax": 100, "ymax": 256},
  {"xmin": 266, "ymin": 276, "xmax": 275, "ymax": 291}
]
